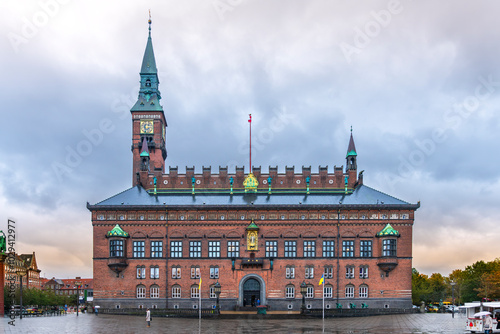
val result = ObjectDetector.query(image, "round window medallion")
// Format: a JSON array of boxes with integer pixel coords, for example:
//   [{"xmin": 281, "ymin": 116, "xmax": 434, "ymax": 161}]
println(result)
[
  {"xmin": 329, "ymin": 179, "xmax": 334, "ymax": 184},
  {"xmin": 163, "ymin": 180, "xmax": 168, "ymax": 184},
  {"xmin": 296, "ymin": 180, "xmax": 301, "ymax": 184}
]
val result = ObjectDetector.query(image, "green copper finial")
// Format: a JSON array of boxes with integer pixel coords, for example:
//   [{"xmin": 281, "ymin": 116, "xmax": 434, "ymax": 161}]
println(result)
[
  {"xmin": 148, "ymin": 10, "xmax": 152, "ymax": 36},
  {"xmin": 351, "ymin": 125, "xmax": 353, "ymax": 133}
]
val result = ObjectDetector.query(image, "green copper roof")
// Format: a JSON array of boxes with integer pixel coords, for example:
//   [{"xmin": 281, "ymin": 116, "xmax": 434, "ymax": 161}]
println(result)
[
  {"xmin": 141, "ymin": 28, "xmax": 157, "ymax": 74},
  {"xmin": 346, "ymin": 131, "xmax": 357, "ymax": 158},
  {"xmin": 376, "ymin": 223, "xmax": 399, "ymax": 237},
  {"xmin": 247, "ymin": 220, "xmax": 259, "ymax": 230},
  {"xmin": 107, "ymin": 224, "xmax": 129, "ymax": 238}
]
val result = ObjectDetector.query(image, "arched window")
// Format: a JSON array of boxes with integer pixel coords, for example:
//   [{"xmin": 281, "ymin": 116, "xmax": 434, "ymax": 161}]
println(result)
[
  {"xmin": 210, "ymin": 285, "xmax": 216, "ymax": 298},
  {"xmin": 136, "ymin": 285, "xmax": 146, "ymax": 298},
  {"xmin": 145, "ymin": 79, "xmax": 151, "ymax": 87},
  {"xmin": 323, "ymin": 284, "xmax": 333, "ymax": 298},
  {"xmin": 191, "ymin": 284, "xmax": 200, "ymax": 298},
  {"xmin": 136, "ymin": 265, "xmax": 146, "ymax": 279},
  {"xmin": 345, "ymin": 285, "xmax": 354, "ymax": 298},
  {"xmin": 150, "ymin": 285, "xmax": 160, "ymax": 298},
  {"xmin": 306, "ymin": 284, "xmax": 314, "ymax": 298},
  {"xmin": 150, "ymin": 265, "xmax": 159, "ymax": 279},
  {"xmin": 285, "ymin": 284, "xmax": 295, "ymax": 299},
  {"xmin": 359, "ymin": 285, "xmax": 369, "ymax": 298},
  {"xmin": 172, "ymin": 285, "xmax": 181, "ymax": 298}
]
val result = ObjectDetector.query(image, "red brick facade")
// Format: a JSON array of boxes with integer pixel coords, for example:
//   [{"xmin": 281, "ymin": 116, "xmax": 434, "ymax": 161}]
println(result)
[{"xmin": 88, "ymin": 22, "xmax": 419, "ymax": 311}]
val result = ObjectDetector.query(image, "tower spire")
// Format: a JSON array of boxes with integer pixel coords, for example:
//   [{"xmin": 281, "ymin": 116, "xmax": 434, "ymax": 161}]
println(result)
[
  {"xmin": 346, "ymin": 127, "xmax": 357, "ymax": 172},
  {"xmin": 130, "ymin": 16, "xmax": 167, "ymax": 185}
]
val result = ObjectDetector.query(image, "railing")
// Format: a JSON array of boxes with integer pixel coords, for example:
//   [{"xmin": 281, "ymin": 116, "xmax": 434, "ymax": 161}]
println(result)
[
  {"xmin": 100, "ymin": 308, "xmax": 219, "ymax": 317},
  {"xmin": 306, "ymin": 307, "xmax": 417, "ymax": 317}
]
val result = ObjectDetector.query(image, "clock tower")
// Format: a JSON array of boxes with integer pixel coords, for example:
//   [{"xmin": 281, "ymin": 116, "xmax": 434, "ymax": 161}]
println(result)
[{"xmin": 131, "ymin": 17, "xmax": 167, "ymax": 186}]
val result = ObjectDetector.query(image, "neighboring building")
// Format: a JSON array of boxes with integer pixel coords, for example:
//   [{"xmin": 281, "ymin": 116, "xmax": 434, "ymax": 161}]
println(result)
[
  {"xmin": 3, "ymin": 252, "xmax": 42, "ymax": 289},
  {"xmin": 88, "ymin": 20, "xmax": 419, "ymax": 311},
  {"xmin": 43, "ymin": 277, "xmax": 93, "ymax": 304}
]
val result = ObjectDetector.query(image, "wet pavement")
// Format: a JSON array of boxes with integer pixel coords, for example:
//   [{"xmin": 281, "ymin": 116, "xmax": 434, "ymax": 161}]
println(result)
[{"xmin": 1, "ymin": 312, "xmax": 473, "ymax": 333}]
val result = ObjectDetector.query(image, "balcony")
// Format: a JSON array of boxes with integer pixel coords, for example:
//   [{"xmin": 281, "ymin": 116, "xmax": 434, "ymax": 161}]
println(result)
[
  {"xmin": 377, "ymin": 257, "xmax": 398, "ymax": 277},
  {"xmin": 108, "ymin": 257, "xmax": 128, "ymax": 277}
]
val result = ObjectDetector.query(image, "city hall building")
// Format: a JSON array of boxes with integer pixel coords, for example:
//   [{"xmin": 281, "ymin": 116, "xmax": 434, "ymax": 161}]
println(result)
[{"xmin": 88, "ymin": 21, "xmax": 419, "ymax": 311}]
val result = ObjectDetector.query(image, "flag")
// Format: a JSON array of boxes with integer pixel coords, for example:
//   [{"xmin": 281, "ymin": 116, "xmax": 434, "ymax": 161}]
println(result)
[
  {"xmin": 199, "ymin": 277, "xmax": 202, "ymax": 290},
  {"xmin": 319, "ymin": 274, "xmax": 324, "ymax": 286},
  {"xmin": 248, "ymin": 114, "xmax": 252, "ymax": 123}
]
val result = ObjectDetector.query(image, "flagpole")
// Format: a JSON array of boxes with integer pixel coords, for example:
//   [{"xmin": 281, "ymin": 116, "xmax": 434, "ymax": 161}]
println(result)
[
  {"xmin": 248, "ymin": 114, "xmax": 252, "ymax": 173},
  {"xmin": 322, "ymin": 280, "xmax": 325, "ymax": 321},
  {"xmin": 199, "ymin": 277, "xmax": 202, "ymax": 321}
]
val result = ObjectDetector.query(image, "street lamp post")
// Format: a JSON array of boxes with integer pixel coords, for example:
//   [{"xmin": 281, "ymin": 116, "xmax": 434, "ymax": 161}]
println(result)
[
  {"xmin": 75, "ymin": 281, "xmax": 82, "ymax": 316},
  {"xmin": 16, "ymin": 270, "xmax": 27, "ymax": 320},
  {"xmin": 300, "ymin": 281, "xmax": 307, "ymax": 314},
  {"xmin": 214, "ymin": 281, "xmax": 221, "ymax": 314},
  {"xmin": 450, "ymin": 281, "xmax": 456, "ymax": 318}
]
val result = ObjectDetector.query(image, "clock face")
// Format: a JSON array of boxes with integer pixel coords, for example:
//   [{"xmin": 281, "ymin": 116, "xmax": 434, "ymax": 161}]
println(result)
[{"xmin": 140, "ymin": 120, "xmax": 153, "ymax": 134}]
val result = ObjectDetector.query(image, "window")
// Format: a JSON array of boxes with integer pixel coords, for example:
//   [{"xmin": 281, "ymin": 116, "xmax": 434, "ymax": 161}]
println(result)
[
  {"xmin": 322, "ymin": 240, "xmax": 335, "ymax": 257},
  {"xmin": 227, "ymin": 241, "xmax": 239, "ymax": 258},
  {"xmin": 210, "ymin": 266, "xmax": 219, "ymax": 279},
  {"xmin": 286, "ymin": 266, "xmax": 295, "ymax": 279},
  {"xmin": 150, "ymin": 266, "xmax": 159, "ymax": 279},
  {"xmin": 191, "ymin": 266, "xmax": 200, "ymax": 279},
  {"xmin": 190, "ymin": 241, "xmax": 201, "ymax": 258},
  {"xmin": 342, "ymin": 240, "xmax": 354, "ymax": 257},
  {"xmin": 323, "ymin": 285, "xmax": 333, "ymax": 298},
  {"xmin": 284, "ymin": 241, "xmax": 297, "ymax": 257},
  {"xmin": 133, "ymin": 241, "xmax": 145, "ymax": 258},
  {"xmin": 345, "ymin": 266, "xmax": 354, "ymax": 279},
  {"xmin": 359, "ymin": 285, "xmax": 368, "ymax": 298},
  {"xmin": 137, "ymin": 265, "xmax": 146, "ymax": 279},
  {"xmin": 306, "ymin": 285, "xmax": 314, "ymax": 298},
  {"xmin": 150, "ymin": 285, "xmax": 159, "ymax": 298},
  {"xmin": 360, "ymin": 240, "xmax": 372, "ymax": 257},
  {"xmin": 345, "ymin": 285, "xmax": 354, "ymax": 298},
  {"xmin": 191, "ymin": 285, "xmax": 199, "ymax": 298},
  {"xmin": 240, "ymin": 215, "xmax": 245, "ymax": 220},
  {"xmin": 172, "ymin": 285, "xmax": 181, "ymax": 298},
  {"xmin": 171, "ymin": 266, "xmax": 181, "ymax": 279},
  {"xmin": 303, "ymin": 241, "xmax": 316, "ymax": 257},
  {"xmin": 305, "ymin": 265, "xmax": 314, "ymax": 279},
  {"xmin": 359, "ymin": 266, "xmax": 369, "ymax": 279},
  {"xmin": 210, "ymin": 285, "xmax": 217, "ymax": 298},
  {"xmin": 265, "ymin": 241, "xmax": 278, "ymax": 258},
  {"xmin": 151, "ymin": 241, "xmax": 163, "ymax": 258},
  {"xmin": 324, "ymin": 265, "xmax": 333, "ymax": 279},
  {"xmin": 136, "ymin": 285, "xmax": 146, "ymax": 298},
  {"xmin": 170, "ymin": 241, "xmax": 182, "ymax": 258},
  {"xmin": 285, "ymin": 285, "xmax": 295, "ymax": 299},
  {"xmin": 208, "ymin": 241, "xmax": 220, "ymax": 258},
  {"xmin": 382, "ymin": 239, "xmax": 397, "ymax": 257},
  {"xmin": 260, "ymin": 214, "xmax": 265, "ymax": 220},
  {"xmin": 109, "ymin": 240, "xmax": 124, "ymax": 257}
]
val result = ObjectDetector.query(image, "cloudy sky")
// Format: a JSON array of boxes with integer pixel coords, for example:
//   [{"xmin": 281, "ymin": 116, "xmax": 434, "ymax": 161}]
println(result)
[{"xmin": 1, "ymin": 1, "xmax": 499, "ymax": 279}]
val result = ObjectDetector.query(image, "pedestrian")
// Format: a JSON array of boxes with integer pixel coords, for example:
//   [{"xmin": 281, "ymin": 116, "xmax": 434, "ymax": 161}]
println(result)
[
  {"xmin": 496, "ymin": 313, "xmax": 500, "ymax": 329},
  {"xmin": 484, "ymin": 315, "xmax": 493, "ymax": 334},
  {"xmin": 146, "ymin": 308, "xmax": 151, "ymax": 327},
  {"xmin": 95, "ymin": 306, "xmax": 99, "ymax": 316},
  {"xmin": 257, "ymin": 299, "xmax": 260, "ymax": 306},
  {"xmin": 243, "ymin": 298, "xmax": 247, "ymax": 307}
]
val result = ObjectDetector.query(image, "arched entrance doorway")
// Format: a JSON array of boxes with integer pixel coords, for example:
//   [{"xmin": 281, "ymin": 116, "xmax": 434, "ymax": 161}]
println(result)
[{"xmin": 243, "ymin": 278, "xmax": 261, "ymax": 307}]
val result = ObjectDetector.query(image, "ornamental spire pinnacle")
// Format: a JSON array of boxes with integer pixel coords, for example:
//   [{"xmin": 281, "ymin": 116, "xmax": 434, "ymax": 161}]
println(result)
[{"xmin": 346, "ymin": 127, "xmax": 357, "ymax": 158}]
